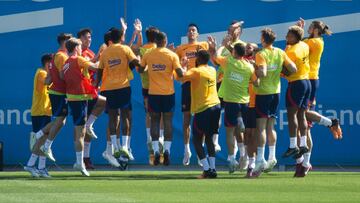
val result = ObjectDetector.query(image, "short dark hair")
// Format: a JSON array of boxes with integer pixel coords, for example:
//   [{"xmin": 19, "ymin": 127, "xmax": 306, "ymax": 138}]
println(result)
[
  {"xmin": 110, "ymin": 28, "xmax": 123, "ymax": 43},
  {"xmin": 288, "ymin": 25, "xmax": 304, "ymax": 42},
  {"xmin": 104, "ymin": 31, "xmax": 111, "ymax": 46},
  {"xmin": 261, "ymin": 28, "xmax": 276, "ymax": 45},
  {"xmin": 57, "ymin": 33, "xmax": 72, "ymax": 45},
  {"xmin": 77, "ymin": 28, "xmax": 92, "ymax": 38},
  {"xmin": 155, "ymin": 31, "xmax": 167, "ymax": 46},
  {"xmin": 196, "ymin": 50, "xmax": 210, "ymax": 65},
  {"xmin": 65, "ymin": 38, "xmax": 81, "ymax": 53},
  {"xmin": 146, "ymin": 26, "xmax": 160, "ymax": 43},
  {"xmin": 233, "ymin": 43, "xmax": 246, "ymax": 57},
  {"xmin": 41, "ymin": 53, "xmax": 53, "ymax": 66},
  {"xmin": 188, "ymin": 23, "xmax": 199, "ymax": 33}
]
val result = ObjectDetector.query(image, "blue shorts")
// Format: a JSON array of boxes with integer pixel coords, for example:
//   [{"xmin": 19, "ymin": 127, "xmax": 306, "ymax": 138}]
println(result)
[
  {"xmin": 224, "ymin": 102, "xmax": 248, "ymax": 127},
  {"xmin": 101, "ymin": 87, "xmax": 132, "ymax": 110},
  {"xmin": 49, "ymin": 94, "xmax": 68, "ymax": 117},
  {"xmin": 31, "ymin": 116, "xmax": 51, "ymax": 132},
  {"xmin": 142, "ymin": 88, "xmax": 149, "ymax": 98},
  {"xmin": 148, "ymin": 94, "xmax": 175, "ymax": 113},
  {"xmin": 245, "ymin": 107, "xmax": 256, "ymax": 129},
  {"xmin": 181, "ymin": 82, "xmax": 191, "ymax": 112},
  {"xmin": 192, "ymin": 104, "xmax": 221, "ymax": 136},
  {"xmin": 87, "ymin": 98, "xmax": 97, "ymax": 117},
  {"xmin": 69, "ymin": 101, "xmax": 87, "ymax": 126},
  {"xmin": 309, "ymin": 79, "xmax": 319, "ymax": 110},
  {"xmin": 286, "ymin": 80, "xmax": 311, "ymax": 109},
  {"xmin": 255, "ymin": 94, "xmax": 280, "ymax": 118}
]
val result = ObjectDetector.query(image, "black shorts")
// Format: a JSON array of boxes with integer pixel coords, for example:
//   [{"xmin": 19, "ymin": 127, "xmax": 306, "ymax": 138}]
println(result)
[
  {"xmin": 309, "ymin": 79, "xmax": 319, "ymax": 110},
  {"xmin": 224, "ymin": 102, "xmax": 248, "ymax": 127},
  {"xmin": 245, "ymin": 108, "xmax": 256, "ymax": 129},
  {"xmin": 255, "ymin": 94, "xmax": 280, "ymax": 119},
  {"xmin": 69, "ymin": 101, "xmax": 87, "ymax": 126},
  {"xmin": 148, "ymin": 94, "xmax": 175, "ymax": 113},
  {"xmin": 49, "ymin": 94, "xmax": 68, "ymax": 117},
  {"xmin": 142, "ymin": 88, "xmax": 149, "ymax": 98},
  {"xmin": 31, "ymin": 116, "xmax": 51, "ymax": 132},
  {"xmin": 101, "ymin": 87, "xmax": 132, "ymax": 110},
  {"xmin": 192, "ymin": 104, "xmax": 221, "ymax": 137},
  {"xmin": 286, "ymin": 79, "xmax": 311, "ymax": 109},
  {"xmin": 181, "ymin": 82, "xmax": 191, "ymax": 112},
  {"xmin": 87, "ymin": 98, "xmax": 98, "ymax": 117}
]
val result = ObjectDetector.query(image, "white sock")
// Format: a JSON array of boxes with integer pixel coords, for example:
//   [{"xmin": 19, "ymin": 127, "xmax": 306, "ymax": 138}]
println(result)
[
  {"xmin": 209, "ymin": 157, "xmax": 216, "ymax": 169},
  {"xmin": 127, "ymin": 136, "xmax": 131, "ymax": 149},
  {"xmin": 213, "ymin": 134, "xmax": 219, "ymax": 145},
  {"xmin": 76, "ymin": 151, "xmax": 84, "ymax": 166},
  {"xmin": 160, "ymin": 129, "xmax": 164, "ymax": 138},
  {"xmin": 84, "ymin": 142, "xmax": 91, "ymax": 158},
  {"xmin": 238, "ymin": 143, "xmax": 245, "ymax": 157},
  {"xmin": 110, "ymin": 135, "xmax": 119, "ymax": 151},
  {"xmin": 256, "ymin": 147, "xmax": 265, "ymax": 162},
  {"xmin": 152, "ymin": 141, "xmax": 159, "ymax": 153},
  {"xmin": 300, "ymin": 135, "xmax": 307, "ymax": 147},
  {"xmin": 44, "ymin": 139, "xmax": 53, "ymax": 150},
  {"xmin": 268, "ymin": 145, "xmax": 276, "ymax": 161},
  {"xmin": 27, "ymin": 154, "xmax": 38, "ymax": 167},
  {"xmin": 238, "ymin": 117, "xmax": 245, "ymax": 130},
  {"xmin": 319, "ymin": 116, "xmax": 332, "ymax": 127},
  {"xmin": 85, "ymin": 114, "xmax": 97, "ymax": 128},
  {"xmin": 35, "ymin": 130, "xmax": 44, "ymax": 139},
  {"xmin": 184, "ymin": 144, "xmax": 190, "ymax": 153},
  {"xmin": 106, "ymin": 141, "xmax": 112, "ymax": 154},
  {"xmin": 164, "ymin": 141, "xmax": 171, "ymax": 153},
  {"xmin": 146, "ymin": 128, "xmax": 151, "ymax": 143},
  {"xmin": 122, "ymin": 135, "xmax": 129, "ymax": 149},
  {"xmin": 249, "ymin": 157, "xmax": 256, "ymax": 169},
  {"xmin": 228, "ymin": 154, "xmax": 235, "ymax": 161},
  {"xmin": 38, "ymin": 156, "xmax": 46, "ymax": 169},
  {"xmin": 290, "ymin": 137, "xmax": 297, "ymax": 148},
  {"xmin": 200, "ymin": 158, "xmax": 210, "ymax": 171},
  {"xmin": 296, "ymin": 156, "xmax": 304, "ymax": 164},
  {"xmin": 116, "ymin": 138, "xmax": 121, "ymax": 150},
  {"xmin": 303, "ymin": 152, "xmax": 311, "ymax": 167}
]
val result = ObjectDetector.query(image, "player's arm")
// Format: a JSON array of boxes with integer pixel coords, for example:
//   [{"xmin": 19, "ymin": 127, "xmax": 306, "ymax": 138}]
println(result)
[
  {"xmin": 79, "ymin": 56, "xmax": 99, "ymax": 71},
  {"xmin": 282, "ymin": 53, "xmax": 297, "ymax": 75},
  {"xmin": 36, "ymin": 71, "xmax": 47, "ymax": 92},
  {"xmin": 255, "ymin": 53, "xmax": 267, "ymax": 78},
  {"xmin": 44, "ymin": 73, "xmax": 52, "ymax": 85},
  {"xmin": 208, "ymin": 35, "xmax": 227, "ymax": 67},
  {"xmin": 179, "ymin": 69, "xmax": 197, "ymax": 83},
  {"xmin": 120, "ymin": 17, "xmax": 127, "ymax": 44},
  {"xmin": 175, "ymin": 55, "xmax": 189, "ymax": 78}
]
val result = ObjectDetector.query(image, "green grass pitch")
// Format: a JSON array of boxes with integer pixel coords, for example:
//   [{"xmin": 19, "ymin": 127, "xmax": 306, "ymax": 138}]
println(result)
[{"xmin": 0, "ymin": 171, "xmax": 359, "ymax": 203}]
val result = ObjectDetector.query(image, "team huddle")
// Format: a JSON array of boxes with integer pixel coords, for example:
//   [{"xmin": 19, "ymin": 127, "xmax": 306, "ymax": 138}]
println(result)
[{"xmin": 25, "ymin": 17, "xmax": 342, "ymax": 179}]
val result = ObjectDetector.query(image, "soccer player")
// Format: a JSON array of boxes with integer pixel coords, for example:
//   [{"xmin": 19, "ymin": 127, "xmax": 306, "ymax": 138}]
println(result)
[
  {"xmin": 98, "ymin": 28, "xmax": 138, "ymax": 160},
  {"xmin": 138, "ymin": 31, "xmax": 185, "ymax": 166},
  {"xmin": 175, "ymin": 23, "xmax": 209, "ymax": 166},
  {"xmin": 208, "ymin": 36, "xmax": 255, "ymax": 174},
  {"xmin": 252, "ymin": 28, "xmax": 296, "ymax": 177},
  {"xmin": 38, "ymin": 33, "xmax": 72, "ymax": 162},
  {"xmin": 24, "ymin": 54, "xmax": 53, "ymax": 178},
  {"xmin": 77, "ymin": 28, "xmax": 106, "ymax": 169},
  {"xmin": 62, "ymin": 38, "xmax": 99, "ymax": 176},
  {"xmin": 282, "ymin": 26, "xmax": 311, "ymax": 162},
  {"xmin": 179, "ymin": 50, "xmax": 221, "ymax": 178}
]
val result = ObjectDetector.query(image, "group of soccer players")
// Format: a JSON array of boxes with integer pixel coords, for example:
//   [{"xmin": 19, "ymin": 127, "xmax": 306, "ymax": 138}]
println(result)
[{"xmin": 25, "ymin": 17, "xmax": 342, "ymax": 179}]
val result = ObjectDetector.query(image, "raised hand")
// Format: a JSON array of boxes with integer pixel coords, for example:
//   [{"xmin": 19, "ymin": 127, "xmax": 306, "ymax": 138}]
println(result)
[
  {"xmin": 180, "ymin": 56, "xmax": 189, "ymax": 69},
  {"xmin": 167, "ymin": 43, "xmax": 175, "ymax": 51},
  {"xmin": 296, "ymin": 17, "xmax": 305, "ymax": 28},
  {"xmin": 134, "ymin": 18, "xmax": 142, "ymax": 33},
  {"xmin": 207, "ymin": 35, "xmax": 217, "ymax": 50},
  {"xmin": 120, "ymin": 17, "xmax": 127, "ymax": 32}
]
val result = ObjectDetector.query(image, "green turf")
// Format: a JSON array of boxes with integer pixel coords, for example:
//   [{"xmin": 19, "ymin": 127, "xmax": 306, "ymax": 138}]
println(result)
[{"xmin": 0, "ymin": 171, "xmax": 359, "ymax": 203}]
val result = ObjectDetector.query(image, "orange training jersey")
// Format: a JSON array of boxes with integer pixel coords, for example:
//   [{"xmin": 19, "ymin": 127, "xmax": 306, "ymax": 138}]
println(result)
[
  {"xmin": 99, "ymin": 44, "xmax": 137, "ymax": 91},
  {"xmin": 31, "ymin": 68, "xmax": 52, "ymax": 116},
  {"xmin": 140, "ymin": 47, "xmax": 181, "ymax": 95},
  {"xmin": 303, "ymin": 38, "xmax": 324, "ymax": 80},
  {"xmin": 285, "ymin": 41, "xmax": 310, "ymax": 82},
  {"xmin": 176, "ymin": 41, "xmax": 209, "ymax": 69}
]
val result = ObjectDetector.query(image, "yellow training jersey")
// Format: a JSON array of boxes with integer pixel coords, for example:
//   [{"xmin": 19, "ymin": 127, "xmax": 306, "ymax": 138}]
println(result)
[
  {"xmin": 176, "ymin": 41, "xmax": 209, "ymax": 69},
  {"xmin": 139, "ymin": 43, "xmax": 157, "ymax": 89},
  {"xmin": 31, "ymin": 68, "xmax": 52, "ymax": 116},
  {"xmin": 99, "ymin": 44, "xmax": 137, "ymax": 91},
  {"xmin": 303, "ymin": 38, "xmax": 324, "ymax": 80},
  {"xmin": 140, "ymin": 47, "xmax": 181, "ymax": 95},
  {"xmin": 285, "ymin": 41, "xmax": 310, "ymax": 82},
  {"xmin": 180, "ymin": 65, "xmax": 220, "ymax": 114}
]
